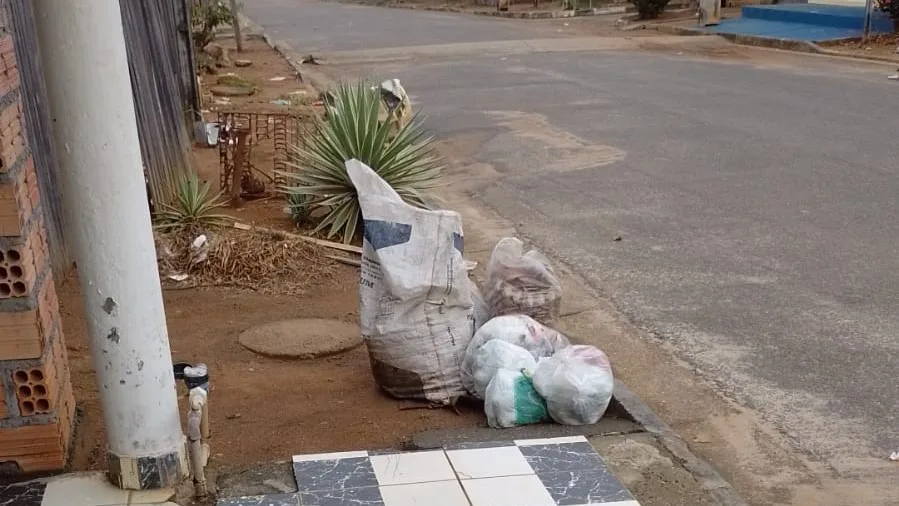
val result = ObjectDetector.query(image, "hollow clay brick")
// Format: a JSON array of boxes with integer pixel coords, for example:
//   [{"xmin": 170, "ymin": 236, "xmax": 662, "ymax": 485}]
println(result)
[{"xmin": 0, "ymin": 309, "xmax": 41, "ymax": 359}]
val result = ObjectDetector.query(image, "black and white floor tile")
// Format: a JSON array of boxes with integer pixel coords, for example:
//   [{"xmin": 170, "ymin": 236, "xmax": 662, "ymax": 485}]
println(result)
[
  {"xmin": 0, "ymin": 480, "xmax": 46, "ymax": 506},
  {"xmin": 217, "ymin": 436, "xmax": 640, "ymax": 506},
  {"xmin": 0, "ymin": 472, "xmax": 177, "ymax": 506}
]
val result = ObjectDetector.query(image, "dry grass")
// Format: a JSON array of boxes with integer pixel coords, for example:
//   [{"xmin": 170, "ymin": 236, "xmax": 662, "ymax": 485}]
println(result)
[{"xmin": 156, "ymin": 227, "xmax": 337, "ymax": 294}]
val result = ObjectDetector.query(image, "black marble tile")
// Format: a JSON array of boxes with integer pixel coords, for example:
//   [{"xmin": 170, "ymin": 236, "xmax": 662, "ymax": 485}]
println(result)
[
  {"xmin": 216, "ymin": 493, "xmax": 301, "ymax": 506},
  {"xmin": 443, "ymin": 440, "xmax": 516, "ymax": 450},
  {"xmin": 538, "ymin": 469, "xmax": 634, "ymax": 505},
  {"xmin": 0, "ymin": 481, "xmax": 46, "ymax": 506},
  {"xmin": 293, "ymin": 457, "xmax": 379, "ymax": 493},
  {"xmin": 298, "ymin": 486, "xmax": 385, "ymax": 505},
  {"xmin": 518, "ymin": 441, "xmax": 605, "ymax": 474},
  {"xmin": 135, "ymin": 450, "xmax": 182, "ymax": 489}
]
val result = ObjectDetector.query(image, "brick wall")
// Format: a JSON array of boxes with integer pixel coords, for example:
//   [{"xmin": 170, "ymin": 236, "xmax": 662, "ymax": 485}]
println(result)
[{"xmin": 0, "ymin": 5, "xmax": 74, "ymax": 473}]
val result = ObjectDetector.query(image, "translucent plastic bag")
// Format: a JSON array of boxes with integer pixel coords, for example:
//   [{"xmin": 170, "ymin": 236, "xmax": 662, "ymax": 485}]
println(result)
[
  {"xmin": 531, "ymin": 345, "xmax": 614, "ymax": 426},
  {"xmin": 485, "ymin": 369, "xmax": 549, "ymax": 428},
  {"xmin": 484, "ymin": 238, "xmax": 563, "ymax": 326},
  {"xmin": 467, "ymin": 339, "xmax": 537, "ymax": 400},
  {"xmin": 468, "ymin": 315, "xmax": 569, "ymax": 361}
]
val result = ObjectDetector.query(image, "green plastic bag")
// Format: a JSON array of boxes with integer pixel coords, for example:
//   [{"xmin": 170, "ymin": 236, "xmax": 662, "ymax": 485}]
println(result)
[{"xmin": 485, "ymin": 368, "xmax": 549, "ymax": 428}]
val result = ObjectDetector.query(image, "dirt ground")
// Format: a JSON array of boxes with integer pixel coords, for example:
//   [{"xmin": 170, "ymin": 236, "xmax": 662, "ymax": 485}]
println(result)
[
  {"xmin": 200, "ymin": 37, "xmax": 319, "ymax": 116},
  {"xmin": 62, "ymin": 270, "xmax": 484, "ymax": 472},
  {"xmin": 62, "ymin": 35, "xmax": 486, "ymax": 473},
  {"xmin": 194, "ymin": 36, "xmax": 321, "ymax": 225},
  {"xmin": 820, "ymin": 33, "xmax": 899, "ymax": 61}
]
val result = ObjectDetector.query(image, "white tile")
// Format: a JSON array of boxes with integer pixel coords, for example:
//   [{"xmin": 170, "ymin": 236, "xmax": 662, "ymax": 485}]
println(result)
[
  {"xmin": 514, "ymin": 435, "xmax": 589, "ymax": 446},
  {"xmin": 292, "ymin": 450, "xmax": 368, "ymax": 462},
  {"xmin": 446, "ymin": 447, "xmax": 534, "ymax": 479},
  {"xmin": 370, "ymin": 450, "xmax": 456, "ymax": 486},
  {"xmin": 379, "ymin": 480, "xmax": 470, "ymax": 506},
  {"xmin": 461, "ymin": 475, "xmax": 556, "ymax": 506},
  {"xmin": 129, "ymin": 487, "xmax": 174, "ymax": 504},
  {"xmin": 41, "ymin": 473, "xmax": 130, "ymax": 506}
]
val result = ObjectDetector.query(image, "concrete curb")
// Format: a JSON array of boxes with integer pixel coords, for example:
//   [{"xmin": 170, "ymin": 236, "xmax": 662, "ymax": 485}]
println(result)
[
  {"xmin": 812, "ymin": 44, "xmax": 899, "ymax": 65},
  {"xmin": 612, "ymin": 379, "xmax": 748, "ymax": 506},
  {"xmin": 239, "ymin": 14, "xmax": 335, "ymax": 94},
  {"xmin": 242, "ymin": 12, "xmax": 747, "ymax": 506},
  {"xmin": 651, "ymin": 23, "xmax": 899, "ymax": 64}
]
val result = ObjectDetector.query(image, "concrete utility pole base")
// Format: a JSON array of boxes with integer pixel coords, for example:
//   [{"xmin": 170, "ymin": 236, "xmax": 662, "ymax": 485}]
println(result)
[{"xmin": 108, "ymin": 438, "xmax": 190, "ymax": 490}]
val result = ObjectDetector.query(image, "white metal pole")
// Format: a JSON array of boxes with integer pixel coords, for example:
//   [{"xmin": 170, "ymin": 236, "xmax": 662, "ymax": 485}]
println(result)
[
  {"xmin": 862, "ymin": 0, "xmax": 873, "ymax": 42},
  {"xmin": 33, "ymin": 1, "xmax": 187, "ymax": 490}
]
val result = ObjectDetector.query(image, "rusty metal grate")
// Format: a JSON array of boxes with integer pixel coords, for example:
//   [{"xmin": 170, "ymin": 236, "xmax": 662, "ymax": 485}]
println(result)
[{"xmin": 217, "ymin": 111, "xmax": 306, "ymax": 195}]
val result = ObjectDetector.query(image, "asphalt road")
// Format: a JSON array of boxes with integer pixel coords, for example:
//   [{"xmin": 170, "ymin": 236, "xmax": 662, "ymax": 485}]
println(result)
[{"xmin": 246, "ymin": 0, "xmax": 899, "ymax": 484}]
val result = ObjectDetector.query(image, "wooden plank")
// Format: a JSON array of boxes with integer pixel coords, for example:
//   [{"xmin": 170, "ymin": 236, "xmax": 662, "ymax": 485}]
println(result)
[
  {"xmin": 325, "ymin": 254, "xmax": 361, "ymax": 267},
  {"xmin": 232, "ymin": 222, "xmax": 363, "ymax": 255}
]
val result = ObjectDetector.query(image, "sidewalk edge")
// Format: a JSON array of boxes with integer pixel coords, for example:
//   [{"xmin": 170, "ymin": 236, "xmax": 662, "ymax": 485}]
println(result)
[{"xmin": 613, "ymin": 379, "xmax": 748, "ymax": 506}]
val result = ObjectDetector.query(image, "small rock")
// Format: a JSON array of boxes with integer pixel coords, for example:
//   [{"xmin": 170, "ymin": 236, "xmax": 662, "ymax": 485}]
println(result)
[
  {"xmin": 204, "ymin": 43, "xmax": 232, "ymax": 67},
  {"xmin": 613, "ymin": 235, "xmax": 622, "ymax": 241},
  {"xmin": 234, "ymin": 59, "xmax": 253, "ymax": 68}
]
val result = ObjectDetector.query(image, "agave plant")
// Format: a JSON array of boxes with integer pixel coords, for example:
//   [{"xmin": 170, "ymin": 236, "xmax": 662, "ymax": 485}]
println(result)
[
  {"xmin": 284, "ymin": 190, "xmax": 312, "ymax": 224},
  {"xmin": 280, "ymin": 80, "xmax": 444, "ymax": 244},
  {"xmin": 154, "ymin": 172, "xmax": 231, "ymax": 231}
]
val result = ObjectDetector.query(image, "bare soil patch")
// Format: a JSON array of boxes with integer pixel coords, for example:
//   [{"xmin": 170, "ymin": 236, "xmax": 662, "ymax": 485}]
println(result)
[
  {"xmin": 64, "ymin": 269, "xmax": 484, "ymax": 472},
  {"xmin": 820, "ymin": 33, "xmax": 899, "ymax": 61}
]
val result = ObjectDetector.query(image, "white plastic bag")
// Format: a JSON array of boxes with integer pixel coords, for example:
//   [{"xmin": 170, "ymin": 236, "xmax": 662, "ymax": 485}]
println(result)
[
  {"xmin": 470, "ymin": 315, "xmax": 569, "ymax": 360},
  {"xmin": 468, "ymin": 339, "xmax": 537, "ymax": 400},
  {"xmin": 485, "ymin": 238, "xmax": 563, "ymax": 326},
  {"xmin": 485, "ymin": 369, "xmax": 549, "ymax": 428},
  {"xmin": 347, "ymin": 159, "xmax": 473, "ymax": 404},
  {"xmin": 461, "ymin": 315, "xmax": 568, "ymax": 397},
  {"xmin": 531, "ymin": 345, "xmax": 614, "ymax": 426}
]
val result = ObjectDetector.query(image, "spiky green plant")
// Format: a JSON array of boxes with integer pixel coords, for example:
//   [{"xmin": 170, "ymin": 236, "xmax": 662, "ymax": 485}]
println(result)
[
  {"xmin": 285, "ymin": 190, "xmax": 312, "ymax": 224},
  {"xmin": 154, "ymin": 173, "xmax": 231, "ymax": 231},
  {"xmin": 279, "ymin": 80, "xmax": 444, "ymax": 244}
]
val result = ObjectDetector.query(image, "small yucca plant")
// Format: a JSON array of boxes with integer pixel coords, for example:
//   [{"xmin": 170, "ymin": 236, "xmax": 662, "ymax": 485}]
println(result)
[
  {"xmin": 154, "ymin": 173, "xmax": 231, "ymax": 231},
  {"xmin": 285, "ymin": 190, "xmax": 312, "ymax": 224},
  {"xmin": 279, "ymin": 80, "xmax": 443, "ymax": 244}
]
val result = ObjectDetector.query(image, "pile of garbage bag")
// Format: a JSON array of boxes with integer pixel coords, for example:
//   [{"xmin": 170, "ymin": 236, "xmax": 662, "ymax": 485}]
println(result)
[
  {"xmin": 346, "ymin": 159, "xmax": 615, "ymax": 427},
  {"xmin": 463, "ymin": 315, "xmax": 614, "ymax": 428}
]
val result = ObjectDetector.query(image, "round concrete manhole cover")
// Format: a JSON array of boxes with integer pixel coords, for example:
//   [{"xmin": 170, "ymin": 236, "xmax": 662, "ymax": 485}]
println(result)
[{"xmin": 238, "ymin": 318, "xmax": 362, "ymax": 359}]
